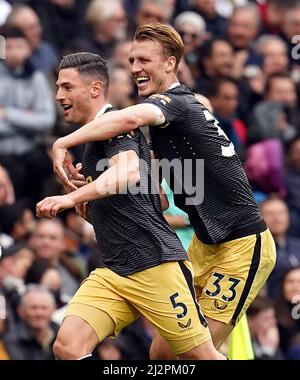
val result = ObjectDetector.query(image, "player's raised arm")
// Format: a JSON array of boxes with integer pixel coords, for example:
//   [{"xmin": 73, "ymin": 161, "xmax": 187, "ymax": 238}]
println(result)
[
  {"xmin": 37, "ymin": 149, "xmax": 140, "ymax": 218},
  {"xmin": 53, "ymin": 103, "xmax": 165, "ymax": 187}
]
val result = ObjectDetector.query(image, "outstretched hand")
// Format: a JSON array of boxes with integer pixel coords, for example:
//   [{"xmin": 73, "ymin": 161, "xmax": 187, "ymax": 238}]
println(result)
[{"xmin": 36, "ymin": 194, "xmax": 75, "ymax": 219}]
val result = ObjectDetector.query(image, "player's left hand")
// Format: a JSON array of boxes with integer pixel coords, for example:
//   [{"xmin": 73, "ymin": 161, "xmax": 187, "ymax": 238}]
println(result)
[
  {"xmin": 36, "ymin": 194, "xmax": 75, "ymax": 219},
  {"xmin": 52, "ymin": 139, "xmax": 78, "ymax": 190}
]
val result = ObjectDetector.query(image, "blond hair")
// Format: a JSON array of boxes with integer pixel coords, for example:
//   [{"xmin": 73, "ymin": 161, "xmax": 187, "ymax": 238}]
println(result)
[{"xmin": 134, "ymin": 23, "xmax": 184, "ymax": 70}]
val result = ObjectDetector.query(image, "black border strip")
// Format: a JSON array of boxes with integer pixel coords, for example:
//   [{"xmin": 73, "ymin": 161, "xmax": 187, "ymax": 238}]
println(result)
[
  {"xmin": 178, "ymin": 261, "xmax": 208, "ymax": 327},
  {"xmin": 232, "ymin": 233, "xmax": 261, "ymax": 325}
]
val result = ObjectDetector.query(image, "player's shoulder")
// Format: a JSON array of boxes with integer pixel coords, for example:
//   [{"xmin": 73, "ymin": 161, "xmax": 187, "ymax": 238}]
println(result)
[{"xmin": 147, "ymin": 85, "xmax": 194, "ymax": 107}]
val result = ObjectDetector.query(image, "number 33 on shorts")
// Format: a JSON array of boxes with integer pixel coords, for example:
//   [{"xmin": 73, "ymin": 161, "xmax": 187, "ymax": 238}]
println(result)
[{"xmin": 201, "ymin": 272, "xmax": 242, "ymax": 314}]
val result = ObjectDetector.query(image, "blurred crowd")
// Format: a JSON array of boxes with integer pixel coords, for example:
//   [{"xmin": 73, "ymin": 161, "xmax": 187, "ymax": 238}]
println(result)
[{"xmin": 0, "ymin": 0, "xmax": 300, "ymax": 360}]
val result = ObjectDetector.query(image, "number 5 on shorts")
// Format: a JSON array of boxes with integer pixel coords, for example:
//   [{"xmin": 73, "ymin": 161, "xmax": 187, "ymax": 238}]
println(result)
[{"xmin": 169, "ymin": 292, "xmax": 188, "ymax": 319}]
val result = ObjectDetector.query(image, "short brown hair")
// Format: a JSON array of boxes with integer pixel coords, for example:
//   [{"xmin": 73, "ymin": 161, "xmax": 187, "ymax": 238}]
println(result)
[
  {"xmin": 134, "ymin": 23, "xmax": 184, "ymax": 70},
  {"xmin": 59, "ymin": 52, "xmax": 109, "ymax": 96}
]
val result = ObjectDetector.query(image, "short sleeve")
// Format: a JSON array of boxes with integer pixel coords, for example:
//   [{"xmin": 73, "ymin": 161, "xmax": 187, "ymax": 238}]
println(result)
[{"xmin": 144, "ymin": 92, "xmax": 186, "ymax": 127}]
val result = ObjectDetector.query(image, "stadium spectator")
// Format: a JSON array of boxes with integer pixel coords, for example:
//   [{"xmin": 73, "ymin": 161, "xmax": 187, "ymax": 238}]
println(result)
[
  {"xmin": 29, "ymin": 219, "xmax": 86, "ymax": 297},
  {"xmin": 227, "ymin": 4, "xmax": 262, "ymax": 78},
  {"xmin": 63, "ymin": 209, "xmax": 93, "ymax": 259},
  {"xmin": 83, "ymin": 0, "xmax": 127, "ymax": 59},
  {"xmin": 265, "ymin": 73, "xmax": 298, "ymax": 109},
  {"xmin": 2, "ymin": 284, "xmax": 58, "ymax": 360},
  {"xmin": 285, "ymin": 136, "xmax": 300, "ymax": 237},
  {"xmin": 264, "ymin": 73, "xmax": 300, "ymax": 132},
  {"xmin": 0, "ymin": 242, "xmax": 35, "ymax": 326},
  {"xmin": 108, "ymin": 66, "xmax": 135, "ymax": 109},
  {"xmin": 191, "ymin": 0, "xmax": 228, "ymax": 38},
  {"xmin": 260, "ymin": 197, "xmax": 300, "ymax": 298},
  {"xmin": 111, "ymin": 40, "xmax": 133, "ymax": 71},
  {"xmin": 0, "ymin": 26, "xmax": 55, "ymax": 209},
  {"xmin": 195, "ymin": 38, "xmax": 235, "ymax": 94},
  {"xmin": 174, "ymin": 11, "xmax": 206, "ymax": 79},
  {"xmin": 31, "ymin": 0, "xmax": 88, "ymax": 53},
  {"xmin": 247, "ymin": 296, "xmax": 285, "ymax": 360},
  {"xmin": 133, "ymin": 0, "xmax": 172, "ymax": 31},
  {"xmin": 206, "ymin": 76, "xmax": 246, "ymax": 158},
  {"xmin": 0, "ymin": 200, "xmax": 36, "ymax": 245},
  {"xmin": 227, "ymin": 3, "xmax": 261, "ymax": 52},
  {"xmin": 275, "ymin": 266, "xmax": 300, "ymax": 357},
  {"xmin": 94, "ymin": 337, "xmax": 126, "ymax": 360},
  {"xmin": 6, "ymin": 4, "xmax": 59, "ymax": 73},
  {"xmin": 257, "ymin": 0, "xmax": 287, "ymax": 35},
  {"xmin": 247, "ymin": 101, "xmax": 296, "ymax": 145},
  {"xmin": 281, "ymin": 2, "xmax": 300, "ymax": 67},
  {"xmin": 116, "ymin": 317, "xmax": 155, "ymax": 360},
  {"xmin": 216, "ymin": 0, "xmax": 248, "ymax": 18},
  {"xmin": 25, "ymin": 259, "xmax": 70, "ymax": 325},
  {"xmin": 255, "ymin": 35, "xmax": 289, "ymax": 78}
]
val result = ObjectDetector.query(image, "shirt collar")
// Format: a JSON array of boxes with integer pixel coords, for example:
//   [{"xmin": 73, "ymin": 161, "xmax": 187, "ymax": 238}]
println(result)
[
  {"xmin": 94, "ymin": 103, "xmax": 113, "ymax": 119},
  {"xmin": 168, "ymin": 81, "xmax": 181, "ymax": 90}
]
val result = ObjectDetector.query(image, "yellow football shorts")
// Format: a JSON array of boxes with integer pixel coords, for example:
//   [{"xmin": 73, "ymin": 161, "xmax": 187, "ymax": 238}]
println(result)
[
  {"xmin": 64, "ymin": 261, "xmax": 210, "ymax": 355},
  {"xmin": 188, "ymin": 228, "xmax": 276, "ymax": 325}
]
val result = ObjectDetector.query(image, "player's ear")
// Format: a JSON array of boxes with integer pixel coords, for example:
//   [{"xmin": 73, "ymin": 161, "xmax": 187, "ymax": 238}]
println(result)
[
  {"xmin": 165, "ymin": 56, "xmax": 176, "ymax": 73},
  {"xmin": 90, "ymin": 81, "xmax": 103, "ymax": 98}
]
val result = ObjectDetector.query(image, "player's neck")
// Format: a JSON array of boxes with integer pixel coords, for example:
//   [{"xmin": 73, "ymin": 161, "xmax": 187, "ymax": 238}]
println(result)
[
  {"xmin": 164, "ymin": 75, "xmax": 180, "ymax": 92},
  {"xmin": 84, "ymin": 101, "xmax": 112, "ymax": 124}
]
